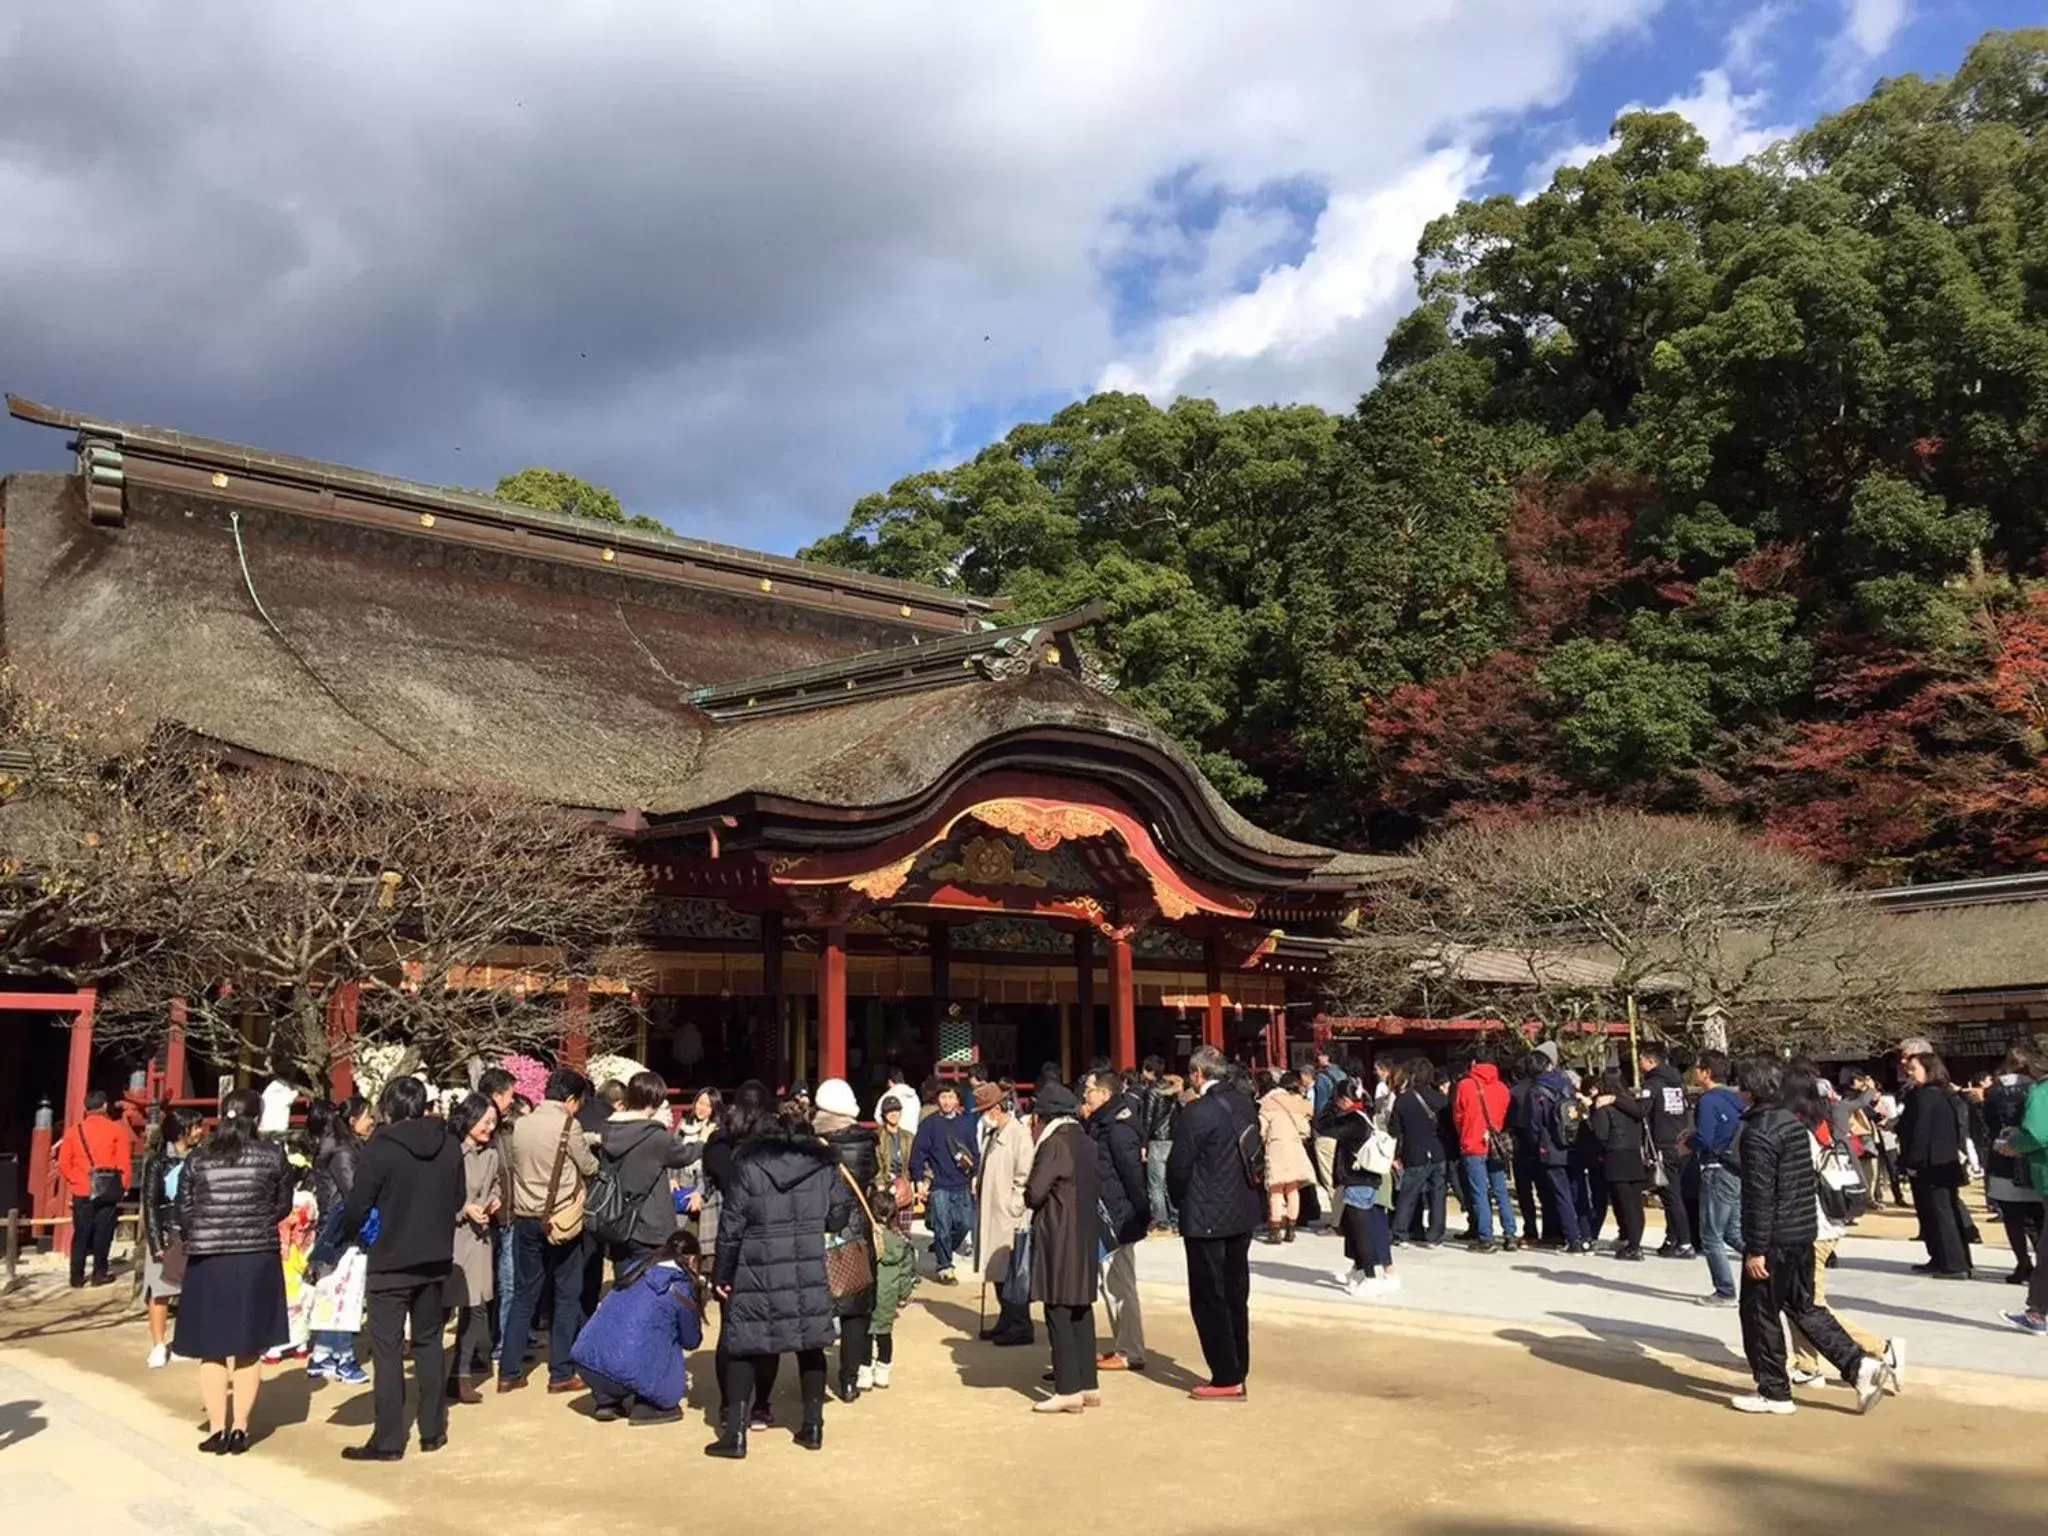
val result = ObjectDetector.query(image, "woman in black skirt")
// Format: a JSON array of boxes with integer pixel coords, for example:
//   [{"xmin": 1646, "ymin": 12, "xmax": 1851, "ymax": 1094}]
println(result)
[{"xmin": 174, "ymin": 1087, "xmax": 294, "ymax": 1455}]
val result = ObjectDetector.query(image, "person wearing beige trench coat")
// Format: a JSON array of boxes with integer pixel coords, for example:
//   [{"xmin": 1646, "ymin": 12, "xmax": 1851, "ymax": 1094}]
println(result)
[
  {"xmin": 1260, "ymin": 1082, "xmax": 1317, "ymax": 1241},
  {"xmin": 974, "ymin": 1086, "xmax": 1036, "ymax": 1346}
]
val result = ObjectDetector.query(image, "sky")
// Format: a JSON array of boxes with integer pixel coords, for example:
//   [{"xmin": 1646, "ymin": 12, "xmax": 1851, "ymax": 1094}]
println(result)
[{"xmin": 0, "ymin": 2, "xmax": 2033, "ymax": 557}]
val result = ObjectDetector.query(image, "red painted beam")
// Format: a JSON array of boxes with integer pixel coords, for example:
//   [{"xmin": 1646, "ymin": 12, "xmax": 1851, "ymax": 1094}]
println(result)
[{"xmin": 63, "ymin": 989, "xmax": 96, "ymax": 1129}]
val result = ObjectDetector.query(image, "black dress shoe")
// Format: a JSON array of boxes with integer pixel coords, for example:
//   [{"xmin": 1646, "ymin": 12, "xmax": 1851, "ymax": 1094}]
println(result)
[
  {"xmin": 341, "ymin": 1444, "xmax": 404, "ymax": 1462},
  {"xmin": 198, "ymin": 1431, "xmax": 229, "ymax": 1455},
  {"xmin": 2008, "ymin": 1267, "xmax": 2034, "ymax": 1286},
  {"xmin": 794, "ymin": 1417, "xmax": 824, "ymax": 1451},
  {"xmin": 629, "ymin": 1405, "xmax": 682, "ymax": 1426},
  {"xmin": 835, "ymin": 1381, "xmax": 861, "ymax": 1404},
  {"xmin": 991, "ymin": 1330, "xmax": 1034, "ymax": 1347},
  {"xmin": 419, "ymin": 1435, "xmax": 447, "ymax": 1453},
  {"xmin": 592, "ymin": 1404, "xmax": 622, "ymax": 1423},
  {"xmin": 224, "ymin": 1430, "xmax": 249, "ymax": 1456}
]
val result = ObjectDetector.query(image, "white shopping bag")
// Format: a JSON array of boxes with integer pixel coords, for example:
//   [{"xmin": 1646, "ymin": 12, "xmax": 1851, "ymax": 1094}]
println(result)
[{"xmin": 309, "ymin": 1246, "xmax": 368, "ymax": 1336}]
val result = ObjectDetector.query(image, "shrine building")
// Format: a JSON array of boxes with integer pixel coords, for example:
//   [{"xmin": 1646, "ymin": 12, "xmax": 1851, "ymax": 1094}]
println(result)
[{"xmin": 0, "ymin": 395, "xmax": 1403, "ymax": 1127}]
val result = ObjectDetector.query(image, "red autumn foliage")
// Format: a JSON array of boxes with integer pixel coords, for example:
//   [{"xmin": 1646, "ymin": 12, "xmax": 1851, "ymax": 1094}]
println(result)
[
  {"xmin": 1504, "ymin": 475, "xmax": 1661, "ymax": 642},
  {"xmin": 1762, "ymin": 593, "xmax": 2048, "ymax": 879}
]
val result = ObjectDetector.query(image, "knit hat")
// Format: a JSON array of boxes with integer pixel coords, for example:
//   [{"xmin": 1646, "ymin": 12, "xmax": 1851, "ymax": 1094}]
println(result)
[
  {"xmin": 972, "ymin": 1082, "xmax": 1008, "ymax": 1113},
  {"xmin": 813, "ymin": 1078, "xmax": 859, "ymax": 1118},
  {"xmin": 1533, "ymin": 1040, "xmax": 1561, "ymax": 1068},
  {"xmin": 1034, "ymin": 1082, "xmax": 1080, "ymax": 1118}
]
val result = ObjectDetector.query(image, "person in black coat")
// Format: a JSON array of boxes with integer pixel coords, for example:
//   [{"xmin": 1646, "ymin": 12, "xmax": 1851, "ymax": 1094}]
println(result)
[
  {"xmin": 1731, "ymin": 1057, "xmax": 1888, "ymax": 1413},
  {"xmin": 1166, "ymin": 1049, "xmax": 1262, "ymax": 1399},
  {"xmin": 812, "ymin": 1077, "xmax": 879, "ymax": 1402},
  {"xmin": 1387, "ymin": 1060, "xmax": 1448, "ymax": 1246},
  {"xmin": 705, "ymin": 1088, "xmax": 856, "ymax": 1459},
  {"xmin": 1083, "ymin": 1071, "xmax": 1151, "ymax": 1370},
  {"xmin": 1028, "ymin": 1081, "xmax": 1103, "ymax": 1411},
  {"xmin": 1588, "ymin": 1070, "xmax": 1650, "ymax": 1259},
  {"xmin": 1637, "ymin": 1047, "xmax": 1697, "ymax": 1256},
  {"xmin": 1898, "ymin": 1052, "xmax": 1974, "ymax": 1279},
  {"xmin": 1325, "ymin": 1080, "xmax": 1398, "ymax": 1293},
  {"xmin": 336, "ymin": 1076, "xmax": 465, "ymax": 1462}
]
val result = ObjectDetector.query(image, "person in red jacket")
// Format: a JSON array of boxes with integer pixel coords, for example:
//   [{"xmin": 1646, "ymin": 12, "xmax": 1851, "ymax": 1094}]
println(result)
[
  {"xmin": 1451, "ymin": 1053, "xmax": 1520, "ymax": 1253},
  {"xmin": 58, "ymin": 1090, "xmax": 139, "ymax": 1287}
]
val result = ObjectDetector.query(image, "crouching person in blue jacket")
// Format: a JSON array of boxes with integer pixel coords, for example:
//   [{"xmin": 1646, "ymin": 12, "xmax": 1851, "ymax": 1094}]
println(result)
[{"xmin": 571, "ymin": 1231, "xmax": 706, "ymax": 1425}]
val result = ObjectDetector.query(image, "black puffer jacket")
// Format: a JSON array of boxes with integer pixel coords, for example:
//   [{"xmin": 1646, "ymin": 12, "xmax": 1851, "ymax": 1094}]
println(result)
[
  {"xmin": 1640, "ymin": 1064, "xmax": 1692, "ymax": 1152},
  {"xmin": 177, "ymin": 1139, "xmax": 294, "ymax": 1256},
  {"xmin": 1087, "ymin": 1092, "xmax": 1151, "ymax": 1247},
  {"xmin": 1166, "ymin": 1083, "xmax": 1262, "ymax": 1240},
  {"xmin": 341, "ymin": 1117, "xmax": 465, "ymax": 1284},
  {"xmin": 314, "ymin": 1130, "xmax": 362, "ymax": 1224},
  {"xmin": 599, "ymin": 1115, "xmax": 700, "ymax": 1249},
  {"xmin": 713, "ymin": 1132, "xmax": 856, "ymax": 1355},
  {"xmin": 1737, "ymin": 1104, "xmax": 1818, "ymax": 1256}
]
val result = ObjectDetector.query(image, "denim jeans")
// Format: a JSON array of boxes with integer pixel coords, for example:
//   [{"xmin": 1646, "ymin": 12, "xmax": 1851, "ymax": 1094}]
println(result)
[
  {"xmin": 493, "ymin": 1225, "xmax": 517, "ymax": 1361},
  {"xmin": 1538, "ymin": 1163, "xmax": 1585, "ymax": 1246},
  {"xmin": 498, "ymin": 1216, "xmax": 588, "ymax": 1384},
  {"xmin": 1699, "ymin": 1163, "xmax": 1743, "ymax": 1297},
  {"xmin": 1147, "ymin": 1139, "xmax": 1177, "ymax": 1228},
  {"xmin": 1461, "ymin": 1155, "xmax": 1518, "ymax": 1243},
  {"xmin": 312, "ymin": 1328, "xmax": 356, "ymax": 1360},
  {"xmin": 1391, "ymin": 1161, "xmax": 1446, "ymax": 1243},
  {"xmin": 927, "ymin": 1187, "xmax": 974, "ymax": 1274}
]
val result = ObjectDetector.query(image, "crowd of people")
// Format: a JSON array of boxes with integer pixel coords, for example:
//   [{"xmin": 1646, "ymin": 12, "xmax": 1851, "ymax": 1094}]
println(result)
[{"xmin": 97, "ymin": 1025, "xmax": 2048, "ymax": 1459}]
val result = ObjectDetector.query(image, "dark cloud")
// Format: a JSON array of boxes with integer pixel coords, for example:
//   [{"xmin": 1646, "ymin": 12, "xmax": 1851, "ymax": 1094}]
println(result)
[{"xmin": 0, "ymin": 1, "xmax": 1654, "ymax": 552}]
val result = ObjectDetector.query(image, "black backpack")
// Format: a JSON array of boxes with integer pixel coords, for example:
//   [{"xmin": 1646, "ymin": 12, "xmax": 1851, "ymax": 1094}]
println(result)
[{"xmin": 585, "ymin": 1125, "xmax": 665, "ymax": 1246}]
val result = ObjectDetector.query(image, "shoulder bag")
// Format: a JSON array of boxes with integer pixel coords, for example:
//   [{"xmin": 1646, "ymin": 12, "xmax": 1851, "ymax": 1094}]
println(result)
[
  {"xmin": 1477, "ymin": 1089, "xmax": 1515, "ymax": 1169},
  {"xmin": 825, "ymin": 1164, "xmax": 878, "ymax": 1300},
  {"xmin": 542, "ymin": 1114, "xmax": 584, "ymax": 1245},
  {"xmin": 74, "ymin": 1125, "xmax": 123, "ymax": 1202}
]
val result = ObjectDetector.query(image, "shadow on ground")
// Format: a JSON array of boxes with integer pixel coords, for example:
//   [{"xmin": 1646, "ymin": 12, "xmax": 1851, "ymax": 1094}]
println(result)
[
  {"xmin": 0, "ymin": 1398, "xmax": 48, "ymax": 1450},
  {"xmin": 1395, "ymin": 1459, "xmax": 2044, "ymax": 1535}
]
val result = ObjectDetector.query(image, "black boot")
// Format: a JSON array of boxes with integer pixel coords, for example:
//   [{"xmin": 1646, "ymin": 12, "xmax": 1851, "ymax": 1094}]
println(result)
[
  {"xmin": 703, "ymin": 1409, "xmax": 748, "ymax": 1460},
  {"xmin": 1283, "ymin": 1219, "xmax": 1296, "ymax": 1244},
  {"xmin": 795, "ymin": 1403, "xmax": 824, "ymax": 1452},
  {"xmin": 1262, "ymin": 1224, "xmax": 1282, "ymax": 1245}
]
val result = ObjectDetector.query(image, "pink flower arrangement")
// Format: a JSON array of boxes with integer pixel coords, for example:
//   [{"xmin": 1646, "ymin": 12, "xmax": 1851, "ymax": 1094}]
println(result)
[{"xmin": 496, "ymin": 1053, "xmax": 550, "ymax": 1105}]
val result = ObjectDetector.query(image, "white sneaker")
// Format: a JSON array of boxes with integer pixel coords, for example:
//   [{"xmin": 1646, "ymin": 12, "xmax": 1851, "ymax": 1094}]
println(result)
[
  {"xmin": 856, "ymin": 1364, "xmax": 874, "ymax": 1391},
  {"xmin": 1730, "ymin": 1394, "xmax": 1797, "ymax": 1415},
  {"xmin": 1787, "ymin": 1368, "xmax": 1826, "ymax": 1387},
  {"xmin": 873, "ymin": 1363, "xmax": 892, "ymax": 1389},
  {"xmin": 1334, "ymin": 1267, "xmax": 1361, "ymax": 1288},
  {"xmin": 146, "ymin": 1343, "xmax": 170, "ymax": 1370},
  {"xmin": 1882, "ymin": 1338, "xmax": 1905, "ymax": 1393},
  {"xmin": 1852, "ymin": 1357, "xmax": 1886, "ymax": 1414}
]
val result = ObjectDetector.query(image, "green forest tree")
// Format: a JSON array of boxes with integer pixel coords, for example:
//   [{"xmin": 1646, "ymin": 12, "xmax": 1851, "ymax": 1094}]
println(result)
[
  {"xmin": 803, "ymin": 30, "xmax": 2048, "ymax": 881},
  {"xmin": 494, "ymin": 466, "xmax": 668, "ymax": 534}
]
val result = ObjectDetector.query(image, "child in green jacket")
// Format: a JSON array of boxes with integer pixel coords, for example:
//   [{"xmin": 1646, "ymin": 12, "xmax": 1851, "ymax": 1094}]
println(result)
[
  {"xmin": 863, "ymin": 1188, "xmax": 919, "ymax": 1388},
  {"xmin": 2001, "ymin": 1074, "xmax": 2048, "ymax": 1334}
]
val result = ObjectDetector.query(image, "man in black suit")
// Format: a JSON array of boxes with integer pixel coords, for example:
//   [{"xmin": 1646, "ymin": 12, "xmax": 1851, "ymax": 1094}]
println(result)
[{"xmin": 1166, "ymin": 1045, "xmax": 1262, "ymax": 1400}]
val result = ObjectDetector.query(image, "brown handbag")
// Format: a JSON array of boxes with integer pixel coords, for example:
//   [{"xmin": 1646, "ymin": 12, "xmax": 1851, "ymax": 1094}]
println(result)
[{"xmin": 823, "ymin": 1165, "xmax": 878, "ymax": 1300}]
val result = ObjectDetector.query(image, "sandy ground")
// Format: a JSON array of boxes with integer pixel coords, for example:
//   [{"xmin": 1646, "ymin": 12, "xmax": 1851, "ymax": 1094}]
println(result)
[{"xmin": 4, "ymin": 1267, "xmax": 2046, "ymax": 1536}]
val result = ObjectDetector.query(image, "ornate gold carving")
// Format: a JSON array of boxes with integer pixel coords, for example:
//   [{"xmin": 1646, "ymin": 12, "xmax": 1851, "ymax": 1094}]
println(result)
[
  {"xmin": 849, "ymin": 853, "xmax": 918, "ymax": 900},
  {"xmin": 970, "ymin": 799, "xmax": 1116, "ymax": 851},
  {"xmin": 929, "ymin": 836, "xmax": 1046, "ymax": 889}
]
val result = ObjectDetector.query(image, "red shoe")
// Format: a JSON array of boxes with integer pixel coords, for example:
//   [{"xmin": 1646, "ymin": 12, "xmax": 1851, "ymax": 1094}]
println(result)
[
  {"xmin": 1095, "ymin": 1353, "xmax": 1129, "ymax": 1371},
  {"xmin": 1189, "ymin": 1383, "xmax": 1246, "ymax": 1402}
]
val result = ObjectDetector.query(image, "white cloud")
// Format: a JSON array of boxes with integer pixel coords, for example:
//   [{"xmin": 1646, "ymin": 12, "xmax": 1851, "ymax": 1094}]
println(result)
[
  {"xmin": 0, "ymin": 0, "xmax": 1662, "ymax": 551},
  {"xmin": 1843, "ymin": 0, "xmax": 1910, "ymax": 59},
  {"xmin": 1099, "ymin": 149, "xmax": 1485, "ymax": 408},
  {"xmin": 1522, "ymin": 66, "xmax": 1795, "ymax": 198}
]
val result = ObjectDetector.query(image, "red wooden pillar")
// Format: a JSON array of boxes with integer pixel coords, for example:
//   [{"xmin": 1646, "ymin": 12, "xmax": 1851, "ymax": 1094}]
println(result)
[
  {"xmin": 1269, "ymin": 1008, "xmax": 1288, "ymax": 1072},
  {"xmin": 820, "ymin": 925, "xmax": 849, "ymax": 1083},
  {"xmin": 63, "ymin": 988, "xmax": 97, "ymax": 1129},
  {"xmin": 325, "ymin": 982, "xmax": 359, "ymax": 1101},
  {"xmin": 1202, "ymin": 937, "xmax": 1226, "ymax": 1053},
  {"xmin": 1108, "ymin": 935, "xmax": 1136, "ymax": 1072},
  {"xmin": 563, "ymin": 980, "xmax": 590, "ymax": 1070},
  {"xmin": 1074, "ymin": 931, "xmax": 1097, "ymax": 1067},
  {"xmin": 165, "ymin": 997, "xmax": 189, "ymax": 1106}
]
